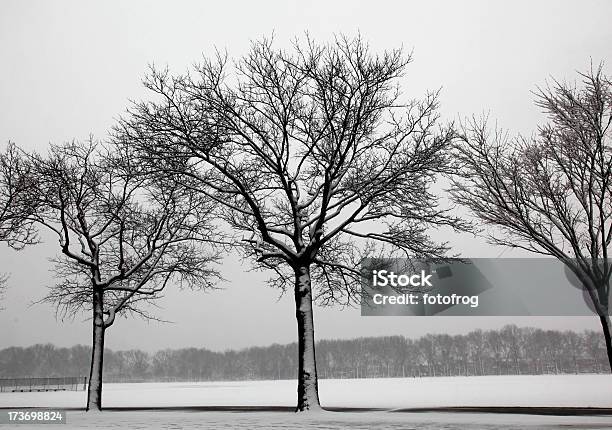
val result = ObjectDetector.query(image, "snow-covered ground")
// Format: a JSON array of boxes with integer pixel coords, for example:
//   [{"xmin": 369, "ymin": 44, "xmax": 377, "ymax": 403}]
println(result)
[
  {"xmin": 2, "ymin": 374, "xmax": 611, "ymax": 409},
  {"xmin": 1, "ymin": 375, "xmax": 611, "ymax": 429},
  {"xmin": 3, "ymin": 409, "xmax": 610, "ymax": 430}
]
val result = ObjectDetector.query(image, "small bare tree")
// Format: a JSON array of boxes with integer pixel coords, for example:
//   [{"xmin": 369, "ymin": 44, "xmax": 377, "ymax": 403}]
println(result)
[
  {"xmin": 0, "ymin": 142, "xmax": 38, "ymax": 306},
  {"xmin": 28, "ymin": 139, "xmax": 221, "ymax": 410},
  {"xmin": 452, "ymin": 65, "xmax": 612, "ymax": 371},
  {"xmin": 117, "ymin": 35, "xmax": 464, "ymax": 411}
]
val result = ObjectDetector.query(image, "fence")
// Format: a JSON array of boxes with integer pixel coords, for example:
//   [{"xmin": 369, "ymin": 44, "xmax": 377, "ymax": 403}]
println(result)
[{"xmin": 0, "ymin": 377, "xmax": 87, "ymax": 392}]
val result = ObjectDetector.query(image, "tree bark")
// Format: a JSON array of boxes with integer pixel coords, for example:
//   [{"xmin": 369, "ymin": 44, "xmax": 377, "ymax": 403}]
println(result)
[
  {"xmin": 598, "ymin": 314, "xmax": 612, "ymax": 373},
  {"xmin": 293, "ymin": 264, "xmax": 321, "ymax": 412},
  {"xmin": 87, "ymin": 288, "xmax": 105, "ymax": 411}
]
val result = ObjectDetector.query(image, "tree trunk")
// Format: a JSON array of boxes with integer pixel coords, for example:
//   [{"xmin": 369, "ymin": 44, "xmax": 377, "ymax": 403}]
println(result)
[
  {"xmin": 87, "ymin": 288, "xmax": 106, "ymax": 411},
  {"xmin": 293, "ymin": 264, "xmax": 321, "ymax": 412},
  {"xmin": 598, "ymin": 314, "xmax": 612, "ymax": 373}
]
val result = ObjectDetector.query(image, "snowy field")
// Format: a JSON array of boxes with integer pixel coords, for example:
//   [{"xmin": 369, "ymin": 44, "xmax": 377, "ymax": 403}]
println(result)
[
  {"xmin": 3, "ymin": 375, "xmax": 612, "ymax": 409},
  {"xmin": 1, "ymin": 375, "xmax": 611, "ymax": 429},
  {"xmin": 1, "ymin": 409, "xmax": 610, "ymax": 430}
]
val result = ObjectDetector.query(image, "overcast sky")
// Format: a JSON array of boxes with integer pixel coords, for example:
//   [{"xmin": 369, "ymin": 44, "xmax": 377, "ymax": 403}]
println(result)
[{"xmin": 1, "ymin": 0, "xmax": 611, "ymax": 352}]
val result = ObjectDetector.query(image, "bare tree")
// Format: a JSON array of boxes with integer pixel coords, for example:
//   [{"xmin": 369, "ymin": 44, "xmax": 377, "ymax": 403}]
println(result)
[
  {"xmin": 452, "ymin": 64, "xmax": 612, "ymax": 371},
  {"xmin": 116, "ymin": 35, "xmax": 464, "ymax": 411},
  {"xmin": 0, "ymin": 142, "xmax": 38, "ymax": 307},
  {"xmin": 27, "ymin": 139, "xmax": 221, "ymax": 410}
]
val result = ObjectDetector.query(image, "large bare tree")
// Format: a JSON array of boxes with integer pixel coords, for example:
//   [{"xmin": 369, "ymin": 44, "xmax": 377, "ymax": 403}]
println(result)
[
  {"xmin": 116, "ymin": 35, "xmax": 463, "ymax": 411},
  {"xmin": 451, "ymin": 65, "xmax": 612, "ymax": 371},
  {"xmin": 28, "ymin": 139, "xmax": 221, "ymax": 410},
  {"xmin": 0, "ymin": 142, "xmax": 38, "ymax": 306}
]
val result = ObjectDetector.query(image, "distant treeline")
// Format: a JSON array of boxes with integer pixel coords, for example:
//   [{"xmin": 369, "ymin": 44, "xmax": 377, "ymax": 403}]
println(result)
[{"xmin": 0, "ymin": 325, "xmax": 608, "ymax": 382}]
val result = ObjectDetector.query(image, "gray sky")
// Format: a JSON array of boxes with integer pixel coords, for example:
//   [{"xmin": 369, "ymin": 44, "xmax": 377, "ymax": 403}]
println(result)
[{"xmin": 1, "ymin": 0, "xmax": 611, "ymax": 352}]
